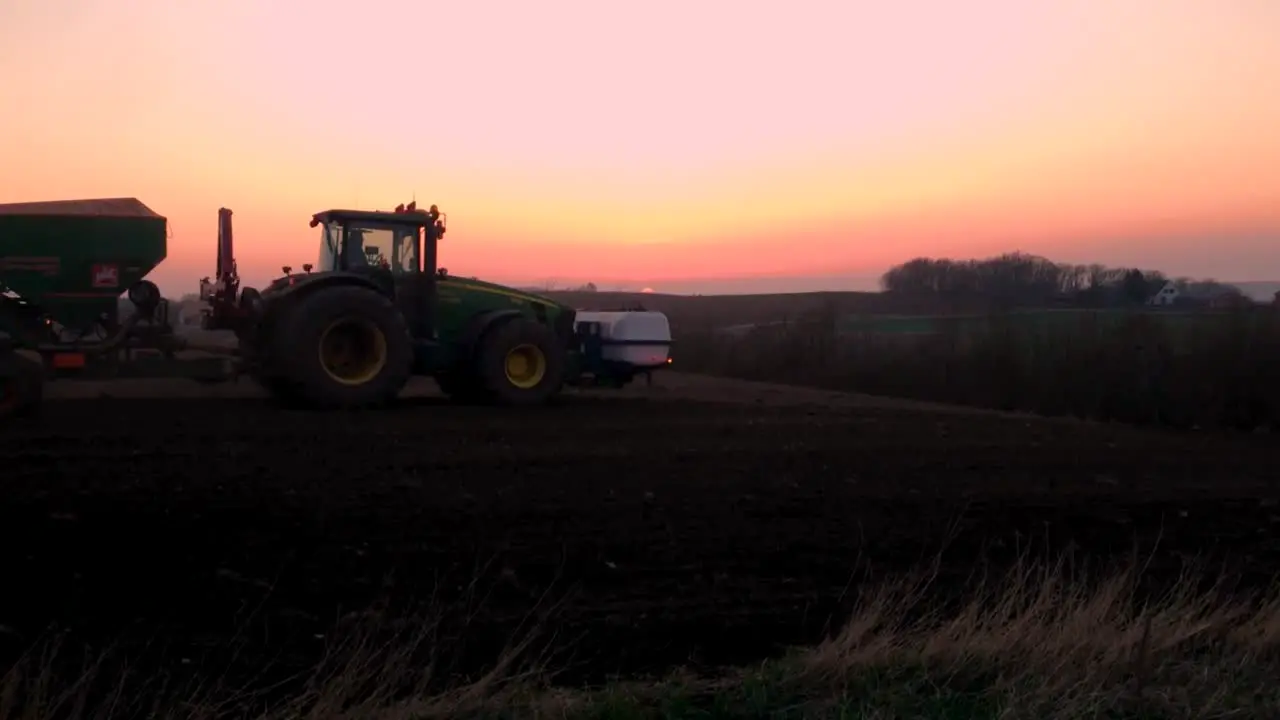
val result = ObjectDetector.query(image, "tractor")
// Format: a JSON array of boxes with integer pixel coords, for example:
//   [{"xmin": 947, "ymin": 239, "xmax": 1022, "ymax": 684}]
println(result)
[{"xmin": 0, "ymin": 198, "xmax": 673, "ymax": 417}]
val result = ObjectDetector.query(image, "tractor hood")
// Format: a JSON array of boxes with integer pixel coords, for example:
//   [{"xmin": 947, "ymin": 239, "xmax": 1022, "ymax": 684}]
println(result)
[{"xmin": 436, "ymin": 276, "xmax": 567, "ymax": 309}]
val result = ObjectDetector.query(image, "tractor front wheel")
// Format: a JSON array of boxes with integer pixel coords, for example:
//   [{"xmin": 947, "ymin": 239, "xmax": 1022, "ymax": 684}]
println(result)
[
  {"xmin": 474, "ymin": 317, "xmax": 567, "ymax": 406},
  {"xmin": 273, "ymin": 286, "xmax": 413, "ymax": 409}
]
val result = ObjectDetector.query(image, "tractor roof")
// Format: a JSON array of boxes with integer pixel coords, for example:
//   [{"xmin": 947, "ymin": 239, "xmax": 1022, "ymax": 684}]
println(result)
[
  {"xmin": 309, "ymin": 208, "xmax": 435, "ymax": 228},
  {"xmin": 0, "ymin": 197, "xmax": 164, "ymax": 219}
]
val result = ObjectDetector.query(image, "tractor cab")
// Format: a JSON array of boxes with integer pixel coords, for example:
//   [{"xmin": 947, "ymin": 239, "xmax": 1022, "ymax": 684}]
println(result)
[
  {"xmin": 310, "ymin": 203, "xmax": 446, "ymax": 276},
  {"xmin": 294, "ymin": 203, "xmax": 449, "ymax": 349}
]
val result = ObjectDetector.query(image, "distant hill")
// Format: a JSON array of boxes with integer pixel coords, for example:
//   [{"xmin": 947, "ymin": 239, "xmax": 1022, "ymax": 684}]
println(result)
[
  {"xmin": 540, "ymin": 290, "xmax": 995, "ymax": 330},
  {"xmin": 1231, "ymin": 282, "xmax": 1280, "ymax": 302}
]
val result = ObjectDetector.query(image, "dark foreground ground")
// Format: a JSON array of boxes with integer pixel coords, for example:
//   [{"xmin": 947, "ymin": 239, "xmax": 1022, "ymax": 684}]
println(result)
[{"xmin": 1, "ymin": 376, "xmax": 1278, "ymax": 699}]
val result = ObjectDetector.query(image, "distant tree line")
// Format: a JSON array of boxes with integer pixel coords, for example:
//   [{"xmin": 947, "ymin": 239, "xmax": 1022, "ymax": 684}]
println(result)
[
  {"xmin": 880, "ymin": 252, "xmax": 1243, "ymax": 308},
  {"xmin": 516, "ymin": 282, "xmax": 599, "ymax": 294}
]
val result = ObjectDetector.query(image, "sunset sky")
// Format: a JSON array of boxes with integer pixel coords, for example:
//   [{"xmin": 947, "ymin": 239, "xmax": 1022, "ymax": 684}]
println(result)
[{"xmin": 3, "ymin": 0, "xmax": 1278, "ymax": 295}]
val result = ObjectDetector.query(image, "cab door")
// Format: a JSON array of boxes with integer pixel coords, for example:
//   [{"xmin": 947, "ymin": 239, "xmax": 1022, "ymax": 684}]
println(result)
[{"xmin": 389, "ymin": 225, "xmax": 428, "ymax": 339}]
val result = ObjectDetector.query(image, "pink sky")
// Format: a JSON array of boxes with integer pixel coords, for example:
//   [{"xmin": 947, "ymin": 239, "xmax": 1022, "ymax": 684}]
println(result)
[{"xmin": 3, "ymin": 0, "xmax": 1278, "ymax": 295}]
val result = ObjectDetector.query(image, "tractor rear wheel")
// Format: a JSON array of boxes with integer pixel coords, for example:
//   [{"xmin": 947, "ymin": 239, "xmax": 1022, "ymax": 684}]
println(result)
[
  {"xmin": 474, "ymin": 317, "xmax": 567, "ymax": 406},
  {"xmin": 241, "ymin": 293, "xmax": 311, "ymax": 407},
  {"xmin": 273, "ymin": 286, "xmax": 413, "ymax": 409}
]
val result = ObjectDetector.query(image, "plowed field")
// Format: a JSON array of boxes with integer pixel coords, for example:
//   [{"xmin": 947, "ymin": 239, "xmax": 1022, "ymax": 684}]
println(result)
[{"xmin": 2, "ymin": 374, "xmax": 1278, "ymax": 692}]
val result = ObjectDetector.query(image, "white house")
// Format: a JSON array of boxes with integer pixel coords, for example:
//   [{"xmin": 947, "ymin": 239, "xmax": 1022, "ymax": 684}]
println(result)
[{"xmin": 1148, "ymin": 281, "xmax": 1180, "ymax": 306}]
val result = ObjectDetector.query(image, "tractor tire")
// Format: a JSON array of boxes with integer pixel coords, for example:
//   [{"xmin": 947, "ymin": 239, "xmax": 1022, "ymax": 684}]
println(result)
[
  {"xmin": 473, "ymin": 317, "xmax": 567, "ymax": 406},
  {"xmin": 272, "ymin": 285, "xmax": 413, "ymax": 410},
  {"xmin": 248, "ymin": 328, "xmax": 307, "ymax": 407},
  {"xmin": 243, "ymin": 294, "xmax": 308, "ymax": 406}
]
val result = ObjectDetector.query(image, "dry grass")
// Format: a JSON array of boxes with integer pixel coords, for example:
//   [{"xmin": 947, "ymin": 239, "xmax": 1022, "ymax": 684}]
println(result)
[
  {"xmin": 676, "ymin": 305, "xmax": 1280, "ymax": 431},
  {"xmin": 792, "ymin": 557, "xmax": 1280, "ymax": 719},
  {"xmin": 5, "ymin": 555, "xmax": 1279, "ymax": 719}
]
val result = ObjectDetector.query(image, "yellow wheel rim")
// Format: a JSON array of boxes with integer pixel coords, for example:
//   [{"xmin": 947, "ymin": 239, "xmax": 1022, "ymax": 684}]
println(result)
[
  {"xmin": 318, "ymin": 317, "xmax": 388, "ymax": 386},
  {"xmin": 504, "ymin": 343, "xmax": 546, "ymax": 390}
]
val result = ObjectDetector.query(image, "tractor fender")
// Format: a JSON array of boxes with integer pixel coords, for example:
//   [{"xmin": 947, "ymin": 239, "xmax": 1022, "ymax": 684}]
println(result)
[
  {"xmin": 269, "ymin": 271, "xmax": 389, "ymax": 302},
  {"xmin": 247, "ymin": 273, "xmax": 390, "ymax": 367},
  {"xmin": 456, "ymin": 309, "xmax": 524, "ymax": 360},
  {"xmin": 261, "ymin": 273, "xmax": 389, "ymax": 330}
]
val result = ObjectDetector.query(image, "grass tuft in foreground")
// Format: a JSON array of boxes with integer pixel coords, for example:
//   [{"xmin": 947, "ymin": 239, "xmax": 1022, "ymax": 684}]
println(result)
[{"xmin": 5, "ymin": 556, "xmax": 1279, "ymax": 719}]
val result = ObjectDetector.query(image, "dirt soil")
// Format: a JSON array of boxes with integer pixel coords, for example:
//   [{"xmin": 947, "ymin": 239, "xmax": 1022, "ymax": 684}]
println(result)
[{"xmin": 2, "ymin": 373, "xmax": 1278, "ymax": 692}]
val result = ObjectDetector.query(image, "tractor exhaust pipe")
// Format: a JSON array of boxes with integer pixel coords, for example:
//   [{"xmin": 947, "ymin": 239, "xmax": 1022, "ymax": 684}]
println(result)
[{"xmin": 199, "ymin": 208, "xmax": 241, "ymax": 330}]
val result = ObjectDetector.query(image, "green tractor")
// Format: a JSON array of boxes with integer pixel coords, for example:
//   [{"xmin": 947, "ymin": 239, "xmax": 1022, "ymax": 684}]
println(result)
[{"xmin": 0, "ymin": 198, "xmax": 673, "ymax": 416}]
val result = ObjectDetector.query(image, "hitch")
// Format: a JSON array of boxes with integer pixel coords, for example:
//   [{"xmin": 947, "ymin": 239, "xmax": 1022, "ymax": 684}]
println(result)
[{"xmin": 199, "ymin": 207, "xmax": 240, "ymax": 330}]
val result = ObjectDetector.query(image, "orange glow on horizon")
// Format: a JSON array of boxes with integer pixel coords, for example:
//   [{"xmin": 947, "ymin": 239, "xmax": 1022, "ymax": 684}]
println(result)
[{"xmin": 2, "ymin": 0, "xmax": 1278, "ymax": 295}]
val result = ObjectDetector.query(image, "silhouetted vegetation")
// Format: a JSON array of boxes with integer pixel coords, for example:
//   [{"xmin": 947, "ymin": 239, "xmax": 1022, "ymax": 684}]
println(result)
[
  {"xmin": 678, "ymin": 303, "xmax": 1280, "ymax": 431},
  {"xmin": 880, "ymin": 252, "xmax": 1245, "ymax": 308},
  {"xmin": 8, "ymin": 559, "xmax": 1280, "ymax": 718},
  {"xmin": 672, "ymin": 253, "xmax": 1276, "ymax": 431}
]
